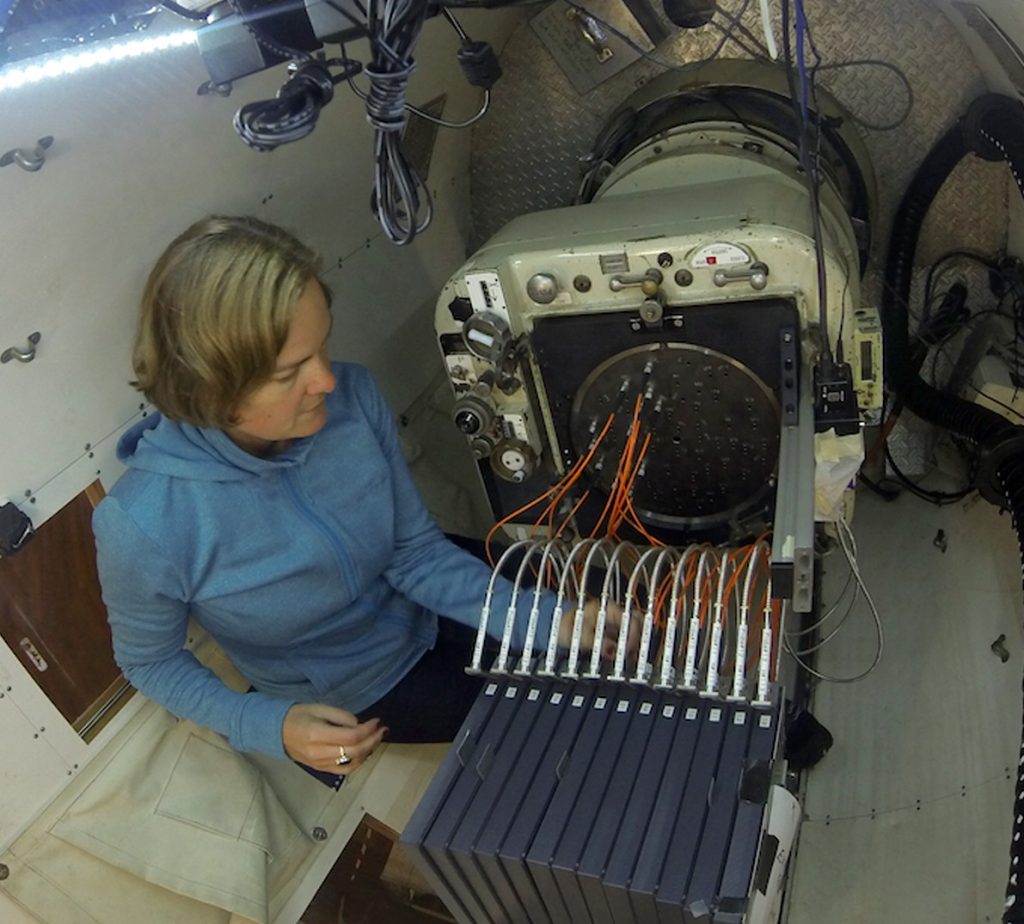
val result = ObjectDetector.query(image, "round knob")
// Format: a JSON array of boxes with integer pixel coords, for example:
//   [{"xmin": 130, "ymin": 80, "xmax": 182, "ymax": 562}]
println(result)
[
  {"xmin": 526, "ymin": 273, "xmax": 559, "ymax": 304},
  {"xmin": 455, "ymin": 410, "xmax": 479, "ymax": 434}
]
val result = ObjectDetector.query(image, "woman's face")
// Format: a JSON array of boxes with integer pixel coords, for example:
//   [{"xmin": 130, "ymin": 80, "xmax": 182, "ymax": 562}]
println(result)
[{"xmin": 225, "ymin": 280, "xmax": 336, "ymax": 455}]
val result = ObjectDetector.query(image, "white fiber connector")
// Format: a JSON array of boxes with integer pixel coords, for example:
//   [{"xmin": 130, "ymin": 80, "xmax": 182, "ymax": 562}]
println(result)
[
  {"xmin": 611, "ymin": 596, "xmax": 636, "ymax": 681},
  {"xmin": 587, "ymin": 542, "xmax": 636, "ymax": 679},
  {"xmin": 754, "ymin": 621, "xmax": 773, "ymax": 706},
  {"xmin": 658, "ymin": 616, "xmax": 678, "ymax": 688},
  {"xmin": 538, "ymin": 604, "xmax": 563, "ymax": 677},
  {"xmin": 681, "ymin": 614, "xmax": 701, "ymax": 689},
  {"xmin": 517, "ymin": 542, "xmax": 564, "ymax": 674},
  {"xmin": 584, "ymin": 597, "xmax": 610, "ymax": 679},
  {"xmin": 754, "ymin": 582, "xmax": 776, "ymax": 707},
  {"xmin": 703, "ymin": 618, "xmax": 724, "ymax": 697},
  {"xmin": 632, "ymin": 548, "xmax": 677, "ymax": 685},
  {"xmin": 730, "ymin": 620, "xmax": 749, "ymax": 702},
  {"xmin": 495, "ymin": 540, "xmax": 543, "ymax": 673}
]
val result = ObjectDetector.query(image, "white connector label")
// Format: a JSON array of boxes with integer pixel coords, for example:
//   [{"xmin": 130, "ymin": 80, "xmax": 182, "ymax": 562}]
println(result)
[
  {"xmin": 551, "ymin": 692, "xmax": 564, "ymax": 705},
  {"xmin": 465, "ymin": 271, "xmax": 509, "ymax": 320}
]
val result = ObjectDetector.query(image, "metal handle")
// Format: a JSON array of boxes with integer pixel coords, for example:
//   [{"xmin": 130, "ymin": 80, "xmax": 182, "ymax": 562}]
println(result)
[
  {"xmin": 609, "ymin": 268, "xmax": 663, "ymax": 292},
  {"xmin": 0, "ymin": 136, "xmax": 54, "ymax": 172},
  {"xmin": 713, "ymin": 261, "xmax": 769, "ymax": 290},
  {"xmin": 2, "ymin": 332, "xmax": 41, "ymax": 364}
]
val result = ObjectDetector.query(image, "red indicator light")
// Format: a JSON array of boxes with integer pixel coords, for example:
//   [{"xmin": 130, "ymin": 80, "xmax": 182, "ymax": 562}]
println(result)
[{"xmin": 707, "ymin": 256, "xmax": 718, "ymax": 265}]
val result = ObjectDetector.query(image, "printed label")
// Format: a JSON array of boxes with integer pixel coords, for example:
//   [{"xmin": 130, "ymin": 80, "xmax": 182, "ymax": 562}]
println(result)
[
  {"xmin": 685, "ymin": 707, "xmax": 698, "ymax": 721},
  {"xmin": 617, "ymin": 700, "xmax": 629, "ymax": 713},
  {"xmin": 485, "ymin": 683, "xmax": 498, "ymax": 696},
  {"xmin": 663, "ymin": 704, "xmax": 676, "ymax": 719},
  {"xmin": 551, "ymin": 691, "xmax": 564, "ymax": 705},
  {"xmin": 710, "ymin": 708, "xmax": 722, "ymax": 723},
  {"xmin": 595, "ymin": 697, "xmax": 607, "ymax": 710},
  {"xmin": 528, "ymin": 688, "xmax": 541, "ymax": 702},
  {"xmin": 505, "ymin": 686, "xmax": 518, "ymax": 698},
  {"xmin": 640, "ymin": 702, "xmax": 653, "ymax": 716},
  {"xmin": 760, "ymin": 715, "xmax": 773, "ymax": 729},
  {"xmin": 572, "ymin": 694, "xmax": 585, "ymax": 708},
  {"xmin": 734, "ymin": 711, "xmax": 747, "ymax": 725}
]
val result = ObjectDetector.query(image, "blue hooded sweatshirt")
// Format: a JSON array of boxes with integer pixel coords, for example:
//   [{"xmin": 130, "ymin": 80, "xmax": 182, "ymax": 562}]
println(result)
[{"xmin": 93, "ymin": 362, "xmax": 553, "ymax": 760}]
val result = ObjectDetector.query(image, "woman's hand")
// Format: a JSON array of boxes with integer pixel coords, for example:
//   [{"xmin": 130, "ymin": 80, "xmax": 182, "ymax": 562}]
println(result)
[
  {"xmin": 282, "ymin": 703, "xmax": 387, "ymax": 775},
  {"xmin": 558, "ymin": 598, "xmax": 638, "ymax": 662}
]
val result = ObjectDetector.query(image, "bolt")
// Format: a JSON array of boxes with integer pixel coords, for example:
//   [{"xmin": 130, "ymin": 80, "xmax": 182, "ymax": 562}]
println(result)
[
  {"xmin": 672, "ymin": 317, "xmax": 684, "ymax": 328},
  {"xmin": 630, "ymin": 320, "xmax": 642, "ymax": 332},
  {"xmin": 573, "ymin": 275, "xmax": 592, "ymax": 292},
  {"xmin": 674, "ymin": 269, "xmax": 694, "ymax": 287},
  {"xmin": 312, "ymin": 826, "xmax": 329, "ymax": 841}
]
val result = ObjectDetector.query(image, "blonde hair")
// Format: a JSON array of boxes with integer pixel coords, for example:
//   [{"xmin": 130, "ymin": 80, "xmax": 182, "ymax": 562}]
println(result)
[{"xmin": 133, "ymin": 216, "xmax": 326, "ymax": 428}]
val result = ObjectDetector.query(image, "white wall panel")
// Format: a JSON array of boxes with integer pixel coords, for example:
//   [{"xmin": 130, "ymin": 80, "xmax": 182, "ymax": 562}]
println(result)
[
  {"xmin": 0, "ymin": 0, "xmax": 522, "ymax": 867},
  {"xmin": 0, "ymin": 7, "xmax": 517, "ymax": 528}
]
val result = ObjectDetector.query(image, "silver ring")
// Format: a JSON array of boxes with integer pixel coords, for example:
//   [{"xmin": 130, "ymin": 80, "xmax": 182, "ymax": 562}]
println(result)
[{"xmin": 335, "ymin": 745, "xmax": 352, "ymax": 766}]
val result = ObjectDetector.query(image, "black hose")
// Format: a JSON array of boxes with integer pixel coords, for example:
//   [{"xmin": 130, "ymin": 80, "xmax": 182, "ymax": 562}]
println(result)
[{"xmin": 881, "ymin": 93, "xmax": 1024, "ymax": 923}]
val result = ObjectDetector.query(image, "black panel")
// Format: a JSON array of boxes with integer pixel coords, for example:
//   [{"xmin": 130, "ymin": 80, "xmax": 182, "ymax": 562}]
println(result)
[{"xmin": 530, "ymin": 300, "xmax": 798, "ymax": 539}]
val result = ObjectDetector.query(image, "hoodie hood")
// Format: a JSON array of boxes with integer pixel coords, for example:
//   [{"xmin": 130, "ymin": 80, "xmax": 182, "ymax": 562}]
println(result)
[{"xmin": 116, "ymin": 412, "xmax": 315, "ymax": 482}]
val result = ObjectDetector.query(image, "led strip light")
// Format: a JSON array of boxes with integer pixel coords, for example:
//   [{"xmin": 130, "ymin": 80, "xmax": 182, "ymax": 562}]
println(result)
[{"xmin": 0, "ymin": 30, "xmax": 197, "ymax": 93}]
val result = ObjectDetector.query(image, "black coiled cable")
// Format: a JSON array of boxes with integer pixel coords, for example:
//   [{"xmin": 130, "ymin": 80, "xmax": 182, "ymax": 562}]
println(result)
[
  {"xmin": 364, "ymin": 0, "xmax": 431, "ymax": 245},
  {"xmin": 234, "ymin": 59, "xmax": 359, "ymax": 151}
]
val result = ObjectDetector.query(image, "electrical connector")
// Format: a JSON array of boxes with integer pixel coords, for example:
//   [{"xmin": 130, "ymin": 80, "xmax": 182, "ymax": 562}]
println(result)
[
  {"xmin": 456, "ymin": 40, "xmax": 501, "ymax": 90},
  {"xmin": 813, "ymin": 361, "xmax": 860, "ymax": 435}
]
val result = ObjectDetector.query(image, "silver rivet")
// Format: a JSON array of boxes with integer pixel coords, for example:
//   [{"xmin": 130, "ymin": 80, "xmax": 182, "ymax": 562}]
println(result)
[{"xmin": 312, "ymin": 826, "xmax": 329, "ymax": 841}]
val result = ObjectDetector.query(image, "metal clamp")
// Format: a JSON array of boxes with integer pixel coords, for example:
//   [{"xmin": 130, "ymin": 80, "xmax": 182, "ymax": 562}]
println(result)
[
  {"xmin": 2, "ymin": 332, "xmax": 41, "ymax": 364},
  {"xmin": 1, "ymin": 136, "xmax": 54, "ymax": 172},
  {"xmin": 713, "ymin": 261, "xmax": 769, "ymax": 290}
]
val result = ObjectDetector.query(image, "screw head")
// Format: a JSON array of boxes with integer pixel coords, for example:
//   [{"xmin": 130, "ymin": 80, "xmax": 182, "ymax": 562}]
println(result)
[
  {"xmin": 312, "ymin": 826, "xmax": 329, "ymax": 841},
  {"xmin": 573, "ymin": 275, "xmax": 592, "ymax": 293},
  {"xmin": 674, "ymin": 269, "xmax": 694, "ymax": 287}
]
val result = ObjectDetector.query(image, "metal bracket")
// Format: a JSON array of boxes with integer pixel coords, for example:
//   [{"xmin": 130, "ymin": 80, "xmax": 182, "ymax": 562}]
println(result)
[
  {"xmin": 771, "ymin": 364, "xmax": 815, "ymax": 613},
  {"xmin": 1, "ymin": 332, "xmax": 41, "ymax": 364}
]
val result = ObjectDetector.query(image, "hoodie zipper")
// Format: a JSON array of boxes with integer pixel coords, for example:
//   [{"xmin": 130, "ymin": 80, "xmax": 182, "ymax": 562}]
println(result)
[{"xmin": 283, "ymin": 469, "xmax": 358, "ymax": 596}]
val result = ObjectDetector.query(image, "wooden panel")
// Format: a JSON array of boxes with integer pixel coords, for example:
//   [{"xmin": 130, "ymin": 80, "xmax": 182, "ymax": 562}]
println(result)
[{"xmin": 0, "ymin": 483, "xmax": 122, "ymax": 730}]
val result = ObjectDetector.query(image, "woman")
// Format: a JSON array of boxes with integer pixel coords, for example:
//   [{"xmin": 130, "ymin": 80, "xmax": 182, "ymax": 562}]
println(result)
[{"xmin": 93, "ymin": 216, "xmax": 619, "ymax": 781}]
